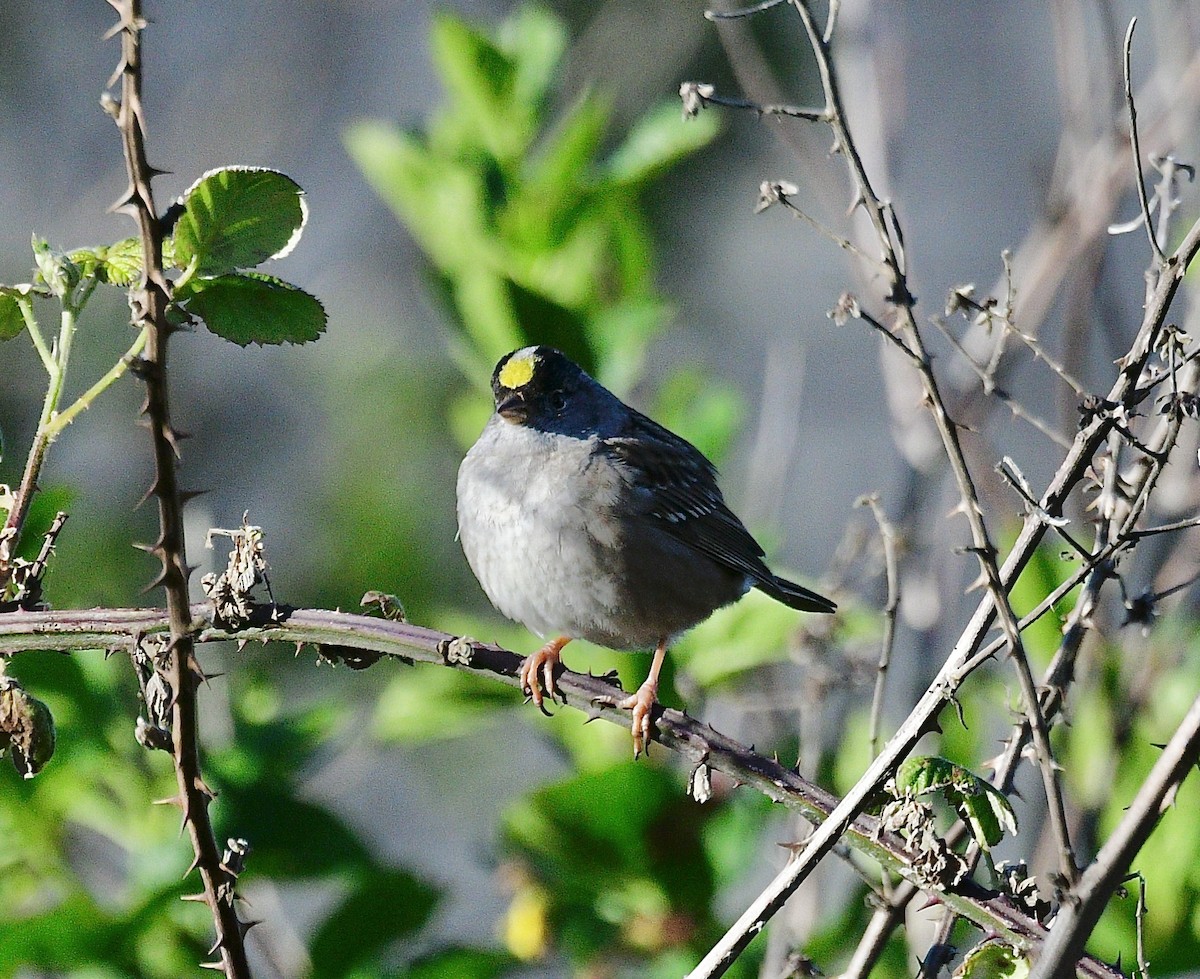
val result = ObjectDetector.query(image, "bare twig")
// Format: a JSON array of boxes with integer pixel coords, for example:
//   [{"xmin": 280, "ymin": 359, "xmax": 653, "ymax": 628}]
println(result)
[
  {"xmin": 932, "ymin": 314, "xmax": 1073, "ymax": 450},
  {"xmin": 1121, "ymin": 18, "xmax": 1167, "ymax": 267},
  {"xmin": 1029, "ymin": 691, "xmax": 1200, "ymax": 977},
  {"xmin": 856, "ymin": 494, "xmax": 899, "ymax": 758},
  {"xmin": 687, "ymin": 7, "xmax": 1200, "ymax": 958}
]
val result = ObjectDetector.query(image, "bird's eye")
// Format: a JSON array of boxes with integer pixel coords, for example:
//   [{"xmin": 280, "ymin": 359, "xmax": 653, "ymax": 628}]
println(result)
[{"xmin": 548, "ymin": 390, "xmax": 568, "ymax": 414}]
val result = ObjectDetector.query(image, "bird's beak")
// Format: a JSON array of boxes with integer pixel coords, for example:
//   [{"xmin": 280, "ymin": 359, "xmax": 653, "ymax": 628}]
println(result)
[{"xmin": 496, "ymin": 391, "xmax": 528, "ymax": 424}]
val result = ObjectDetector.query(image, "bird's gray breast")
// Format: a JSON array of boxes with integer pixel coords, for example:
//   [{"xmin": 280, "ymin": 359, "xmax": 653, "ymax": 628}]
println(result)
[{"xmin": 456, "ymin": 419, "xmax": 628, "ymax": 643}]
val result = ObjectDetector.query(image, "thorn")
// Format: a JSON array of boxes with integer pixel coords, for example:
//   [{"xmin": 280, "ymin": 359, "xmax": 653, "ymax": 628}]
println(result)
[
  {"xmin": 179, "ymin": 488, "xmax": 209, "ymax": 504},
  {"xmin": 152, "ymin": 794, "xmax": 183, "ymax": 808},
  {"xmin": 162, "ymin": 426, "xmax": 186, "ymax": 458},
  {"xmin": 109, "ymin": 192, "xmax": 138, "ymax": 215},
  {"xmin": 200, "ymin": 961, "xmax": 225, "ymax": 971},
  {"xmin": 183, "ymin": 853, "xmax": 201, "ymax": 877},
  {"xmin": 140, "ymin": 569, "xmax": 170, "ymax": 595},
  {"xmin": 180, "ymin": 892, "xmax": 208, "ymax": 903},
  {"xmin": 194, "ymin": 777, "xmax": 217, "ymax": 801},
  {"xmin": 239, "ymin": 919, "xmax": 261, "ymax": 937},
  {"xmin": 135, "ymin": 479, "xmax": 161, "ymax": 510}
]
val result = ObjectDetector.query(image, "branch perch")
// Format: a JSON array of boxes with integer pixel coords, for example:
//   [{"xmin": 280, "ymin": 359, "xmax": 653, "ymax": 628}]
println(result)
[{"xmin": 0, "ymin": 603, "xmax": 1124, "ymax": 978}]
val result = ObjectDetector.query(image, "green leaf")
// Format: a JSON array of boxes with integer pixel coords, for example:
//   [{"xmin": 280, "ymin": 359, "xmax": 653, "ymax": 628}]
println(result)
[
  {"xmin": 524, "ymin": 94, "xmax": 611, "ymax": 215},
  {"xmin": 954, "ymin": 940, "xmax": 1030, "ymax": 979},
  {"xmin": 344, "ymin": 121, "xmax": 498, "ymax": 277},
  {"xmin": 603, "ymin": 102, "xmax": 720, "ymax": 187},
  {"xmin": 896, "ymin": 756, "xmax": 1017, "ymax": 851},
  {"xmin": 497, "ymin": 5, "xmax": 567, "ymax": 108},
  {"xmin": 100, "ymin": 237, "xmax": 145, "ymax": 286},
  {"xmin": 176, "ymin": 272, "xmax": 326, "ymax": 346},
  {"xmin": 32, "ymin": 236, "xmax": 80, "ymax": 299},
  {"xmin": 430, "ymin": 12, "xmax": 530, "ymax": 161},
  {"xmin": 172, "ymin": 167, "xmax": 308, "ymax": 276},
  {"xmin": 309, "ymin": 868, "xmax": 439, "ymax": 979},
  {"xmin": 0, "ymin": 288, "xmax": 29, "ymax": 340}
]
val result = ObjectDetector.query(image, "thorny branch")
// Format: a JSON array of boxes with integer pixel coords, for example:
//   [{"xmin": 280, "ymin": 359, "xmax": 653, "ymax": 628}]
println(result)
[
  {"xmin": 103, "ymin": 3, "xmax": 251, "ymax": 976},
  {"xmin": 0, "ymin": 603, "xmax": 1122, "ymax": 979},
  {"xmin": 1029, "ymin": 691, "xmax": 1200, "ymax": 979},
  {"xmin": 686, "ymin": 2, "xmax": 1200, "ymax": 976}
]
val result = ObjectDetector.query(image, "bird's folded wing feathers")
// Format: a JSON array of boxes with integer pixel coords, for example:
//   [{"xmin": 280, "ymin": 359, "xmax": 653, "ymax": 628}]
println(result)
[{"xmin": 600, "ymin": 412, "xmax": 775, "ymax": 585}]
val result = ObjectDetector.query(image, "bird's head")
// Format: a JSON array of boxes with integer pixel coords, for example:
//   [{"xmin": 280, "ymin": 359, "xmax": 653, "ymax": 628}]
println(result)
[{"xmin": 490, "ymin": 345, "xmax": 602, "ymax": 432}]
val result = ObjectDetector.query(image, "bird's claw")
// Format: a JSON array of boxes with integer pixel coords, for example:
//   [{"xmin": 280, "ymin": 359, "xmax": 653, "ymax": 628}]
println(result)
[
  {"xmin": 594, "ymin": 683, "xmax": 660, "ymax": 758},
  {"xmin": 519, "ymin": 640, "xmax": 567, "ymax": 716}
]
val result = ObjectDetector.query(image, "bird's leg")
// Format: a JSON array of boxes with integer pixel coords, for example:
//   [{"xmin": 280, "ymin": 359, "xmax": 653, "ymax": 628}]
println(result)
[
  {"xmin": 519, "ymin": 635, "xmax": 571, "ymax": 715},
  {"xmin": 616, "ymin": 638, "xmax": 668, "ymax": 758}
]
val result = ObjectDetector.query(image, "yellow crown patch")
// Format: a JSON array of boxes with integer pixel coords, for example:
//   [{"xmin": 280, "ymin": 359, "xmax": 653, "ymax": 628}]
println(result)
[{"xmin": 498, "ymin": 351, "xmax": 537, "ymax": 389}]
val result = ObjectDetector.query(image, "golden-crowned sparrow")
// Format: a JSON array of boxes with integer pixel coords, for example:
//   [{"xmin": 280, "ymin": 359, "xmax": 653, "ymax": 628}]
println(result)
[{"xmin": 456, "ymin": 345, "xmax": 835, "ymax": 754}]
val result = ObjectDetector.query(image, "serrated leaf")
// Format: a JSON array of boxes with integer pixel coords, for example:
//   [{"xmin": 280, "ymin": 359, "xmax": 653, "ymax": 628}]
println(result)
[
  {"xmin": 896, "ymin": 756, "xmax": 1018, "ymax": 851},
  {"xmin": 173, "ymin": 167, "xmax": 308, "ymax": 276},
  {"xmin": 603, "ymin": 101, "xmax": 720, "ymax": 187},
  {"xmin": 0, "ymin": 290, "xmax": 27, "ymax": 340},
  {"xmin": 176, "ymin": 272, "xmax": 326, "ymax": 346},
  {"xmin": 101, "ymin": 237, "xmax": 146, "ymax": 286}
]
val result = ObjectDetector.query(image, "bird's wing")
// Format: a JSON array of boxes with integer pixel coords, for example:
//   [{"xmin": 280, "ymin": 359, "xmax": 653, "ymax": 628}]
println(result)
[{"xmin": 600, "ymin": 411, "xmax": 773, "ymax": 584}]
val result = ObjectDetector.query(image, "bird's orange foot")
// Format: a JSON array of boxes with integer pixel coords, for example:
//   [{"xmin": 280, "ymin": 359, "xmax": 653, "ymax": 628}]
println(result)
[
  {"xmin": 519, "ymin": 636, "xmax": 571, "ymax": 715},
  {"xmin": 598, "ymin": 679, "xmax": 660, "ymax": 758}
]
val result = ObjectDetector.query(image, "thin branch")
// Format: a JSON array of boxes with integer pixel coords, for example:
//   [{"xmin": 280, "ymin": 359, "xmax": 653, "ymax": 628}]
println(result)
[
  {"xmin": 856, "ymin": 494, "xmax": 899, "ymax": 758},
  {"xmin": 931, "ymin": 314, "xmax": 1073, "ymax": 449},
  {"xmin": 772, "ymin": 193, "xmax": 876, "ymax": 266},
  {"xmin": 0, "ymin": 603, "xmax": 1126, "ymax": 979},
  {"xmin": 686, "ymin": 35, "xmax": 1200, "ymax": 967},
  {"xmin": 839, "ymin": 899, "xmax": 904, "ymax": 979},
  {"xmin": 21, "ymin": 298, "xmax": 54, "ymax": 373},
  {"xmin": 689, "ymin": 87, "xmax": 828, "ymax": 121},
  {"xmin": 45, "ymin": 325, "xmax": 149, "ymax": 437},
  {"xmin": 704, "ymin": 0, "xmax": 787, "ymax": 21},
  {"xmin": 0, "ymin": 305, "xmax": 77, "ymax": 585},
  {"xmin": 1121, "ymin": 18, "xmax": 1167, "ymax": 266},
  {"xmin": 1029, "ymin": 690, "xmax": 1200, "ymax": 977}
]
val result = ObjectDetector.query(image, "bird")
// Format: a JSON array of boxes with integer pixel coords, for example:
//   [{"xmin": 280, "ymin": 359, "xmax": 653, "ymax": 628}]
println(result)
[{"xmin": 455, "ymin": 345, "xmax": 835, "ymax": 755}]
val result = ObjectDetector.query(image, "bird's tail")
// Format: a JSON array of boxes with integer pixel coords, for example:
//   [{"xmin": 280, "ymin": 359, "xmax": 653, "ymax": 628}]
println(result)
[{"xmin": 756, "ymin": 574, "xmax": 836, "ymax": 613}]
